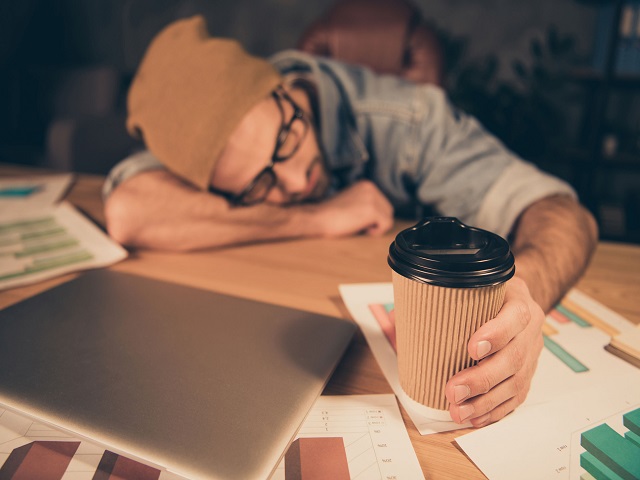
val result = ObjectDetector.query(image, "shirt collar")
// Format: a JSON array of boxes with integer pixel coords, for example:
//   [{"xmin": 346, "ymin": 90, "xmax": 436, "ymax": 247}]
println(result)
[{"xmin": 269, "ymin": 50, "xmax": 368, "ymax": 173}]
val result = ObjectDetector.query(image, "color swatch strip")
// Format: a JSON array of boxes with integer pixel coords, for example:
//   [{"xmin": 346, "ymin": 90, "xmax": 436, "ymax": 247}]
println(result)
[
  {"xmin": 555, "ymin": 304, "xmax": 591, "ymax": 328},
  {"xmin": 549, "ymin": 309, "xmax": 571, "ymax": 324},
  {"xmin": 562, "ymin": 298, "xmax": 621, "ymax": 337},
  {"xmin": 368, "ymin": 303, "xmax": 397, "ymax": 351},
  {"xmin": 542, "ymin": 336, "xmax": 589, "ymax": 373}
]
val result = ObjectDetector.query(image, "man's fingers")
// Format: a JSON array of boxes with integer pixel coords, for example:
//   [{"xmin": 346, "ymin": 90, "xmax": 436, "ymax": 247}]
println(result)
[
  {"xmin": 469, "ymin": 395, "xmax": 522, "ymax": 427},
  {"xmin": 448, "ymin": 367, "xmax": 533, "ymax": 425},
  {"xmin": 468, "ymin": 301, "xmax": 530, "ymax": 360},
  {"xmin": 364, "ymin": 211, "xmax": 394, "ymax": 236},
  {"xmin": 318, "ymin": 180, "xmax": 393, "ymax": 237},
  {"xmin": 446, "ymin": 342, "xmax": 523, "ymax": 406},
  {"xmin": 467, "ymin": 282, "xmax": 535, "ymax": 361},
  {"xmin": 448, "ymin": 375, "xmax": 516, "ymax": 423},
  {"xmin": 447, "ymin": 335, "xmax": 541, "ymax": 424},
  {"xmin": 443, "ymin": 277, "xmax": 545, "ymax": 426}
]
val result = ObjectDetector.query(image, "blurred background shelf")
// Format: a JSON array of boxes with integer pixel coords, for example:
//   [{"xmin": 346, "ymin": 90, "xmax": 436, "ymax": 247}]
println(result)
[
  {"xmin": 558, "ymin": 0, "xmax": 640, "ymax": 243},
  {"xmin": 556, "ymin": 147, "xmax": 640, "ymax": 170},
  {"xmin": 568, "ymin": 68, "xmax": 640, "ymax": 87}
]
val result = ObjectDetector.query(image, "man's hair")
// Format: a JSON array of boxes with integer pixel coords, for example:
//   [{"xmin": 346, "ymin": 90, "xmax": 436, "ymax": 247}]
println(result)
[
  {"xmin": 283, "ymin": 73, "xmax": 320, "ymax": 130},
  {"xmin": 126, "ymin": 15, "xmax": 282, "ymax": 190}
]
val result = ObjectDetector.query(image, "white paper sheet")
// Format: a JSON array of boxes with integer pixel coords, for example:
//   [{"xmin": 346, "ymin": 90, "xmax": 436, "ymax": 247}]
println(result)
[
  {"xmin": 271, "ymin": 394, "xmax": 424, "ymax": 480},
  {"xmin": 454, "ymin": 289, "xmax": 640, "ymax": 479},
  {"xmin": 0, "ymin": 174, "xmax": 73, "ymax": 211},
  {"xmin": 339, "ymin": 283, "xmax": 640, "ymax": 436},
  {"xmin": 0, "ymin": 201, "xmax": 127, "ymax": 290},
  {"xmin": 455, "ymin": 378, "xmax": 640, "ymax": 480}
]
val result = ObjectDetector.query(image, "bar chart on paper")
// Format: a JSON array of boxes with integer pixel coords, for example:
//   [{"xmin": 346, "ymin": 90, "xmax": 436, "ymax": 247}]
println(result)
[
  {"xmin": 0, "ymin": 202, "xmax": 127, "ymax": 290},
  {"xmin": 1, "ymin": 396, "xmax": 421, "ymax": 480},
  {"xmin": 541, "ymin": 294, "xmax": 629, "ymax": 374},
  {"xmin": 572, "ymin": 406, "xmax": 640, "ymax": 480},
  {"xmin": 0, "ymin": 406, "xmax": 185, "ymax": 480},
  {"xmin": 455, "ymin": 381, "xmax": 640, "ymax": 480},
  {"xmin": 0, "ymin": 215, "xmax": 94, "ymax": 282},
  {"xmin": 271, "ymin": 394, "xmax": 424, "ymax": 480}
]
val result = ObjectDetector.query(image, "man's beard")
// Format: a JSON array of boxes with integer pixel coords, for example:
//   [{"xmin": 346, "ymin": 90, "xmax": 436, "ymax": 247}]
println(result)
[
  {"xmin": 288, "ymin": 154, "xmax": 331, "ymax": 205},
  {"xmin": 307, "ymin": 154, "xmax": 331, "ymax": 201}
]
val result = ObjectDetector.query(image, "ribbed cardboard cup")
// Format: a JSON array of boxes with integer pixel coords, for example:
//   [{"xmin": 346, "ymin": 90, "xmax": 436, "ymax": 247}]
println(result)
[
  {"xmin": 392, "ymin": 271, "xmax": 506, "ymax": 410},
  {"xmin": 388, "ymin": 217, "xmax": 514, "ymax": 413}
]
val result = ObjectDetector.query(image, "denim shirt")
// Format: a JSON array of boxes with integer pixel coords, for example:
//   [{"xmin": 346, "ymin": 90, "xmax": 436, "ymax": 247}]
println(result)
[{"xmin": 104, "ymin": 50, "xmax": 575, "ymax": 238}]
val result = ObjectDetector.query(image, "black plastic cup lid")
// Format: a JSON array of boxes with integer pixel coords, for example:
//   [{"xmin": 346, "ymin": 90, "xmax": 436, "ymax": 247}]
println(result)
[{"xmin": 388, "ymin": 217, "xmax": 515, "ymax": 288}]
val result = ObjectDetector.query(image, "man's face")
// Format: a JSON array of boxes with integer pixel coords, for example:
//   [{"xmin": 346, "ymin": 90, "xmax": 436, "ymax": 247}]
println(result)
[{"xmin": 209, "ymin": 88, "xmax": 330, "ymax": 206}]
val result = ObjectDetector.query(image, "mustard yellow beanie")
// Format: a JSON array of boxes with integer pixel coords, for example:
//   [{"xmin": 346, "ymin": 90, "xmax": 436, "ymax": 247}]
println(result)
[{"xmin": 127, "ymin": 15, "xmax": 283, "ymax": 190}]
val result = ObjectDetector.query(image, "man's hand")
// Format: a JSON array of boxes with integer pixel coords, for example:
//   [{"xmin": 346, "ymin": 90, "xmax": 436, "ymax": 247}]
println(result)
[
  {"xmin": 441, "ymin": 195, "xmax": 596, "ymax": 427},
  {"xmin": 304, "ymin": 180, "xmax": 394, "ymax": 237},
  {"xmin": 444, "ymin": 277, "xmax": 544, "ymax": 427}
]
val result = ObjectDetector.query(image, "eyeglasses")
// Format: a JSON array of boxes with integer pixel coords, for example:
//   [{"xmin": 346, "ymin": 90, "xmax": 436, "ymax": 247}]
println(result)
[{"xmin": 210, "ymin": 87, "xmax": 310, "ymax": 206}]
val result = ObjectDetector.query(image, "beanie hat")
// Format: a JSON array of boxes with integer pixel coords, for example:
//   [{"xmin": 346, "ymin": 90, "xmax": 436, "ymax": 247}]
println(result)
[{"xmin": 127, "ymin": 15, "xmax": 283, "ymax": 190}]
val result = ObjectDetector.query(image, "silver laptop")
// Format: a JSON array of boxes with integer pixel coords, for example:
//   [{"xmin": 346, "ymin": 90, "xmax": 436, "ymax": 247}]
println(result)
[{"xmin": 0, "ymin": 269, "xmax": 355, "ymax": 479}]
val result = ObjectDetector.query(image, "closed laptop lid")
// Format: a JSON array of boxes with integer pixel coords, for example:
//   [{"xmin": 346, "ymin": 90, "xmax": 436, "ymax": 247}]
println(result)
[{"xmin": 0, "ymin": 269, "xmax": 356, "ymax": 479}]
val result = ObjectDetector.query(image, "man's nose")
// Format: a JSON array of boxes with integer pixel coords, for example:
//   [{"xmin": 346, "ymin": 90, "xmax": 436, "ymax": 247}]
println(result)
[{"xmin": 271, "ymin": 162, "xmax": 308, "ymax": 201}]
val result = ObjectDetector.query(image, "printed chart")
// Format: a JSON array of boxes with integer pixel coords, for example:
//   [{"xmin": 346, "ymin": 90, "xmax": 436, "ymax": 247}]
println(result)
[
  {"xmin": 1, "ymin": 395, "xmax": 421, "ymax": 480},
  {"xmin": 526, "ymin": 289, "xmax": 640, "ymax": 409},
  {"xmin": 541, "ymin": 293, "xmax": 631, "ymax": 373},
  {"xmin": 571, "ymin": 407, "xmax": 640, "ymax": 480},
  {"xmin": 0, "ymin": 215, "xmax": 93, "ymax": 282},
  {"xmin": 0, "ymin": 202, "xmax": 127, "ymax": 290},
  {"xmin": 0, "ymin": 406, "xmax": 185, "ymax": 480},
  {"xmin": 456, "ymin": 381, "xmax": 640, "ymax": 480},
  {"xmin": 271, "ymin": 394, "xmax": 424, "ymax": 480}
]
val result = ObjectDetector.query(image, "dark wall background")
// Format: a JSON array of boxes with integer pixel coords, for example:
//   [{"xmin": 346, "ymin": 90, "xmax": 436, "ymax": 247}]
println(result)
[
  {"xmin": 0, "ymin": 0, "xmax": 597, "ymax": 164},
  {"xmin": 0, "ymin": 0, "xmax": 598, "ymax": 71},
  {"xmin": 1, "ymin": 0, "xmax": 638, "ymax": 242}
]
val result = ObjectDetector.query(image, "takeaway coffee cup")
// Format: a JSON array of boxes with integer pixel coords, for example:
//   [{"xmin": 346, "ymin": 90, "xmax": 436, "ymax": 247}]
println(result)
[{"xmin": 388, "ymin": 217, "xmax": 515, "ymax": 413}]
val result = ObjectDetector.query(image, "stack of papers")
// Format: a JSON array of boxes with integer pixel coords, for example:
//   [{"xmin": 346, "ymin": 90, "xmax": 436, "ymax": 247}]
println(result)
[{"xmin": 607, "ymin": 325, "xmax": 640, "ymax": 368}]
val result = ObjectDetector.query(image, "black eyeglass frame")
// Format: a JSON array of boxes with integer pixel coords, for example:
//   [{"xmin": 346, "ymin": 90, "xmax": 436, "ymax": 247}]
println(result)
[{"xmin": 209, "ymin": 87, "xmax": 310, "ymax": 206}]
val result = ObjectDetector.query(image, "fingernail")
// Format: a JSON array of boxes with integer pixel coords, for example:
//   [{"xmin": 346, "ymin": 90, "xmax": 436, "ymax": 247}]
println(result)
[
  {"xmin": 472, "ymin": 413, "xmax": 491, "ymax": 427},
  {"xmin": 477, "ymin": 340, "xmax": 492, "ymax": 359},
  {"xmin": 454, "ymin": 385, "xmax": 470, "ymax": 403},
  {"xmin": 459, "ymin": 404, "xmax": 475, "ymax": 422}
]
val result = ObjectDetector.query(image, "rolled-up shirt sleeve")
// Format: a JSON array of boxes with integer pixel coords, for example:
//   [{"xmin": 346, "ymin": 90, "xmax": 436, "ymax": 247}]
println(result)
[
  {"xmin": 474, "ymin": 161, "xmax": 576, "ymax": 238},
  {"xmin": 102, "ymin": 150, "xmax": 165, "ymax": 201},
  {"xmin": 408, "ymin": 86, "xmax": 576, "ymax": 238}
]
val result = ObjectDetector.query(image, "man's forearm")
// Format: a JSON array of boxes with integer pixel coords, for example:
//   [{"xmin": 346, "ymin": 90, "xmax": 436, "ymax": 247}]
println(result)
[
  {"xmin": 104, "ymin": 171, "xmax": 394, "ymax": 251},
  {"xmin": 104, "ymin": 170, "xmax": 313, "ymax": 251},
  {"xmin": 508, "ymin": 195, "xmax": 598, "ymax": 312}
]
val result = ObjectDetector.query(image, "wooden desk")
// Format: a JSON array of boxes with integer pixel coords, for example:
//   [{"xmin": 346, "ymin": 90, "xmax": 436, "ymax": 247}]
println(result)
[{"xmin": 2, "ymin": 167, "xmax": 640, "ymax": 480}]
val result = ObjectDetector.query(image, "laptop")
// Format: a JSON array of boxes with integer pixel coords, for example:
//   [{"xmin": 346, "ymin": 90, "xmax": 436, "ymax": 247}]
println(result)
[{"xmin": 0, "ymin": 269, "xmax": 356, "ymax": 479}]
